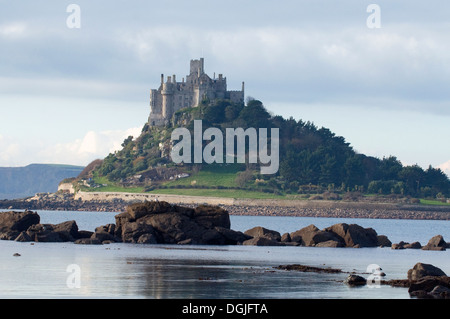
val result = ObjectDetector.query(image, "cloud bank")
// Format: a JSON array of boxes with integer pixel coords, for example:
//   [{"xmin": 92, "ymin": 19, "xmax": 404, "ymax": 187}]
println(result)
[{"xmin": 0, "ymin": 127, "xmax": 142, "ymax": 167}]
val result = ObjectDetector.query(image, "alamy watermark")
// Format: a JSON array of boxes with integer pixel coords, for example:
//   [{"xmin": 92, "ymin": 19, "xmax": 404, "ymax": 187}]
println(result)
[
  {"xmin": 66, "ymin": 4, "xmax": 81, "ymax": 29},
  {"xmin": 171, "ymin": 120, "xmax": 279, "ymax": 175},
  {"xmin": 366, "ymin": 264, "xmax": 383, "ymax": 288},
  {"xmin": 367, "ymin": 4, "xmax": 381, "ymax": 29},
  {"xmin": 66, "ymin": 264, "xmax": 81, "ymax": 289}
]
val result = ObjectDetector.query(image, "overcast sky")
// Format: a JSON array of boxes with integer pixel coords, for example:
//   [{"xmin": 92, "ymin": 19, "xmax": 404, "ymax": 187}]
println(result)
[{"xmin": 1, "ymin": 0, "xmax": 449, "ymax": 177}]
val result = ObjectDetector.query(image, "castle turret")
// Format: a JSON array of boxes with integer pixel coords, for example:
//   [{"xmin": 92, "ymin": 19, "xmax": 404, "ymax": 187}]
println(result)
[
  {"xmin": 190, "ymin": 58, "xmax": 204, "ymax": 76},
  {"xmin": 161, "ymin": 76, "xmax": 175, "ymax": 119}
]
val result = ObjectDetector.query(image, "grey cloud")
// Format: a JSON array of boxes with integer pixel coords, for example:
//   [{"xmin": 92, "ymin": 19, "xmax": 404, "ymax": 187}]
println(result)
[{"xmin": 1, "ymin": 0, "xmax": 450, "ymax": 115}]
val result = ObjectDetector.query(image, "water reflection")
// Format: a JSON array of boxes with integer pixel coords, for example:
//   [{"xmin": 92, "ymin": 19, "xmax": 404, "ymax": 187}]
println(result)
[{"xmin": 119, "ymin": 258, "xmax": 370, "ymax": 299}]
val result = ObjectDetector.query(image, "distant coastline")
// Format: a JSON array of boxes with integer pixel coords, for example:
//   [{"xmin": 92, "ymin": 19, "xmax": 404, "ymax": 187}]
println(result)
[{"xmin": 1, "ymin": 191, "xmax": 450, "ymax": 220}]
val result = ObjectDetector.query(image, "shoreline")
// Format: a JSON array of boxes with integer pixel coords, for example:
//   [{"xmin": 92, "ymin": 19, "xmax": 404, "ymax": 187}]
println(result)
[{"xmin": 1, "ymin": 191, "xmax": 450, "ymax": 220}]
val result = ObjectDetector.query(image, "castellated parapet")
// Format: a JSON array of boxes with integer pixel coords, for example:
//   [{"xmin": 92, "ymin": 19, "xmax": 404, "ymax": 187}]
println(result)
[{"xmin": 149, "ymin": 58, "xmax": 245, "ymax": 126}]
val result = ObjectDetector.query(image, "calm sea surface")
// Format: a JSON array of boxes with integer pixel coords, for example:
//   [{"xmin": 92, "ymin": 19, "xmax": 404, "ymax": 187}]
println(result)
[{"xmin": 0, "ymin": 210, "xmax": 449, "ymax": 299}]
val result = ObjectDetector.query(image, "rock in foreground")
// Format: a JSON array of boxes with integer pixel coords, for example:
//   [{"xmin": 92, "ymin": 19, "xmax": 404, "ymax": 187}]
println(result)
[
  {"xmin": 407, "ymin": 263, "xmax": 450, "ymax": 299},
  {"xmin": 114, "ymin": 201, "xmax": 247, "ymax": 245},
  {"xmin": 407, "ymin": 262, "xmax": 447, "ymax": 281}
]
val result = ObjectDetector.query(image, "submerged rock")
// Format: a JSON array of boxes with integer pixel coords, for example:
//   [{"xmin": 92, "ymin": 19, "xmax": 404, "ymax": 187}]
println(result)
[
  {"xmin": 277, "ymin": 264, "xmax": 342, "ymax": 273},
  {"xmin": 74, "ymin": 238, "xmax": 102, "ymax": 245},
  {"xmin": 243, "ymin": 236, "xmax": 283, "ymax": 246},
  {"xmin": 345, "ymin": 274, "xmax": 367, "ymax": 286}
]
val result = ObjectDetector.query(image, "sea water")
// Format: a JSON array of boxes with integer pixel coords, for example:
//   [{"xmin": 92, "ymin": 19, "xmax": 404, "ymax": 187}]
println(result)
[{"xmin": 0, "ymin": 210, "xmax": 449, "ymax": 299}]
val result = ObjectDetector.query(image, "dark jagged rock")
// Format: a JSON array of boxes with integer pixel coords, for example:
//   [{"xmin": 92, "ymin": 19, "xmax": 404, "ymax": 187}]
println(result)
[
  {"xmin": 277, "ymin": 264, "xmax": 342, "ymax": 273},
  {"xmin": 91, "ymin": 224, "xmax": 120, "ymax": 243},
  {"xmin": 74, "ymin": 238, "xmax": 102, "ymax": 245},
  {"xmin": 215, "ymin": 227, "xmax": 251, "ymax": 245},
  {"xmin": 404, "ymin": 241, "xmax": 422, "ymax": 249},
  {"xmin": 281, "ymin": 232, "xmax": 291, "ymax": 243},
  {"xmin": 114, "ymin": 201, "xmax": 244, "ymax": 245},
  {"xmin": 409, "ymin": 276, "xmax": 450, "ymax": 299},
  {"xmin": 193, "ymin": 205, "xmax": 231, "ymax": 229},
  {"xmin": 243, "ymin": 236, "xmax": 283, "ymax": 246},
  {"xmin": 324, "ymin": 223, "xmax": 379, "ymax": 248},
  {"xmin": 290, "ymin": 224, "xmax": 344, "ymax": 247},
  {"xmin": 407, "ymin": 262, "xmax": 447, "ymax": 281},
  {"xmin": 391, "ymin": 241, "xmax": 407, "ymax": 249},
  {"xmin": 0, "ymin": 211, "xmax": 40, "ymax": 240},
  {"xmin": 26, "ymin": 220, "xmax": 80, "ymax": 242},
  {"xmin": 244, "ymin": 226, "xmax": 281, "ymax": 242},
  {"xmin": 15, "ymin": 231, "xmax": 32, "ymax": 242},
  {"xmin": 422, "ymin": 235, "xmax": 447, "ymax": 251},
  {"xmin": 286, "ymin": 223, "xmax": 387, "ymax": 248},
  {"xmin": 376, "ymin": 235, "xmax": 392, "ymax": 247},
  {"xmin": 392, "ymin": 241, "xmax": 422, "ymax": 249},
  {"xmin": 345, "ymin": 274, "xmax": 367, "ymax": 286},
  {"xmin": 404, "ymin": 263, "xmax": 450, "ymax": 299}
]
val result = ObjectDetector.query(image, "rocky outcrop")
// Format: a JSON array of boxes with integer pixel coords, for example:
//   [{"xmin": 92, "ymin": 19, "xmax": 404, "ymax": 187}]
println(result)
[
  {"xmin": 242, "ymin": 226, "xmax": 281, "ymax": 246},
  {"xmin": 406, "ymin": 263, "xmax": 450, "ymax": 299},
  {"xmin": 91, "ymin": 224, "xmax": 119, "ymax": 243},
  {"xmin": 422, "ymin": 235, "xmax": 447, "ymax": 251},
  {"xmin": 0, "ymin": 203, "xmax": 248, "ymax": 245},
  {"xmin": 0, "ymin": 211, "xmax": 40, "ymax": 240},
  {"xmin": 345, "ymin": 275, "xmax": 367, "ymax": 286},
  {"xmin": 281, "ymin": 223, "xmax": 389, "ymax": 248},
  {"xmin": 290, "ymin": 224, "xmax": 344, "ymax": 247},
  {"xmin": 244, "ymin": 226, "xmax": 281, "ymax": 242},
  {"xmin": 26, "ymin": 221, "xmax": 80, "ymax": 242},
  {"xmin": 407, "ymin": 262, "xmax": 447, "ymax": 281},
  {"xmin": 391, "ymin": 241, "xmax": 422, "ymax": 249},
  {"xmin": 391, "ymin": 235, "xmax": 448, "ymax": 251},
  {"xmin": 323, "ymin": 223, "xmax": 380, "ymax": 248},
  {"xmin": 240, "ymin": 222, "xmax": 391, "ymax": 248},
  {"xmin": 114, "ymin": 201, "xmax": 247, "ymax": 245}
]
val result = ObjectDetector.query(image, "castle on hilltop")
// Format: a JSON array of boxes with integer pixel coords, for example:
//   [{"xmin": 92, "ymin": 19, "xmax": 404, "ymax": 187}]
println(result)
[{"xmin": 148, "ymin": 58, "xmax": 245, "ymax": 126}]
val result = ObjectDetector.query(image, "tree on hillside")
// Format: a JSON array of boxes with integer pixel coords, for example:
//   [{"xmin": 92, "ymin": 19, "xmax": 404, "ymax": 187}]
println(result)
[
  {"xmin": 238, "ymin": 99, "xmax": 271, "ymax": 128},
  {"xmin": 378, "ymin": 156, "xmax": 403, "ymax": 180},
  {"xmin": 399, "ymin": 165, "xmax": 425, "ymax": 196}
]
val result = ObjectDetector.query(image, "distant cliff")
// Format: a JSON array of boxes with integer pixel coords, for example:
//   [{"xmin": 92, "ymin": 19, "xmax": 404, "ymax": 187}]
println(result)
[{"xmin": 0, "ymin": 164, "xmax": 84, "ymax": 199}]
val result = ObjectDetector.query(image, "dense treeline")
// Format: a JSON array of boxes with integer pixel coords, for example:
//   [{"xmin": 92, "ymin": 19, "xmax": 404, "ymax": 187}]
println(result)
[{"xmin": 94, "ymin": 99, "xmax": 450, "ymax": 198}]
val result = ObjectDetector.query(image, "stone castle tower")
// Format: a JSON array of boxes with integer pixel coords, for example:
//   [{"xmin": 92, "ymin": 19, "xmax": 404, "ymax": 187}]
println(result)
[{"xmin": 148, "ymin": 58, "xmax": 245, "ymax": 126}]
